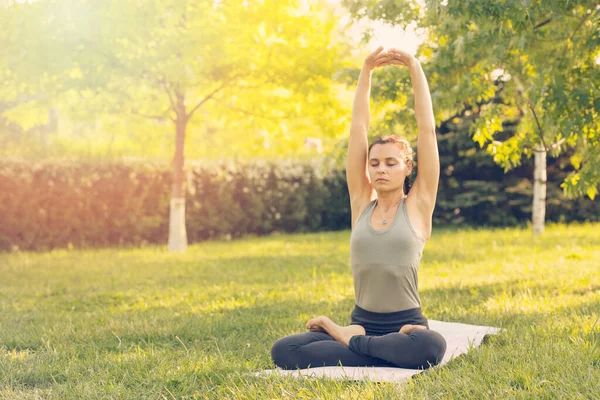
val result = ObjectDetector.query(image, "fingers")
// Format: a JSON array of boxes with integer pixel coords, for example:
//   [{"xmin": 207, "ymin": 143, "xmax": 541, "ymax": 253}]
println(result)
[
  {"xmin": 374, "ymin": 58, "xmax": 389, "ymax": 68},
  {"xmin": 373, "ymin": 50, "xmax": 409, "ymax": 66},
  {"xmin": 372, "ymin": 47, "xmax": 411, "ymax": 60},
  {"xmin": 370, "ymin": 45, "xmax": 384, "ymax": 56},
  {"xmin": 387, "ymin": 49, "xmax": 411, "ymax": 61},
  {"xmin": 366, "ymin": 46, "xmax": 412, "ymax": 70},
  {"xmin": 387, "ymin": 48, "xmax": 409, "ymax": 57},
  {"xmin": 366, "ymin": 46, "xmax": 383, "ymax": 64},
  {"xmin": 374, "ymin": 55, "xmax": 407, "ymax": 68},
  {"xmin": 376, "ymin": 59, "xmax": 406, "ymax": 67},
  {"xmin": 374, "ymin": 52, "xmax": 392, "ymax": 67},
  {"xmin": 386, "ymin": 52, "xmax": 406, "ymax": 63}
]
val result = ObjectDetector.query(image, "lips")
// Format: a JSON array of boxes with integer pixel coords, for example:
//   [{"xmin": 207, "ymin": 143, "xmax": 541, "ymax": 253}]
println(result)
[{"xmin": 376, "ymin": 179, "xmax": 388, "ymax": 182}]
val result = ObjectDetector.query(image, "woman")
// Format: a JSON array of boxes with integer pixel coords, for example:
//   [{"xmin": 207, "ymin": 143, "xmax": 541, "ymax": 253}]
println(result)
[{"xmin": 270, "ymin": 46, "xmax": 446, "ymax": 370}]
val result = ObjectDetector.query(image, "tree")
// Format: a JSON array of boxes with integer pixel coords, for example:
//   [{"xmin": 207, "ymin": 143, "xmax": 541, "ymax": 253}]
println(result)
[
  {"xmin": 342, "ymin": 0, "xmax": 600, "ymax": 235},
  {"xmin": 0, "ymin": 0, "xmax": 353, "ymax": 250}
]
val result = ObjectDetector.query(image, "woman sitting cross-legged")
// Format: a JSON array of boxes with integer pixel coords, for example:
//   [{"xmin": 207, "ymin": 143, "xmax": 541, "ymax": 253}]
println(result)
[{"xmin": 270, "ymin": 46, "xmax": 447, "ymax": 370}]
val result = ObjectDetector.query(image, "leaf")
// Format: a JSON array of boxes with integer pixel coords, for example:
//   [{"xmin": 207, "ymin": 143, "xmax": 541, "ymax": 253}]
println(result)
[
  {"xmin": 2, "ymin": 101, "xmax": 49, "ymax": 130},
  {"xmin": 570, "ymin": 154, "xmax": 582, "ymax": 170},
  {"xmin": 587, "ymin": 186, "xmax": 597, "ymax": 200}
]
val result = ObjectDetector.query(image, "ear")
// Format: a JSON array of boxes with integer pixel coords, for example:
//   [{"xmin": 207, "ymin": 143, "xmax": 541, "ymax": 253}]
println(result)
[{"xmin": 406, "ymin": 160, "xmax": 414, "ymax": 175}]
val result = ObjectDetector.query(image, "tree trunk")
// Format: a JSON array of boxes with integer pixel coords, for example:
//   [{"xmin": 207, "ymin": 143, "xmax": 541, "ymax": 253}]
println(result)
[
  {"xmin": 168, "ymin": 111, "xmax": 188, "ymax": 252},
  {"xmin": 532, "ymin": 143, "xmax": 546, "ymax": 236}
]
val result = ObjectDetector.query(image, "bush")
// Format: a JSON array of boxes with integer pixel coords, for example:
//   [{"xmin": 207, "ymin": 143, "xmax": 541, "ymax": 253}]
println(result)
[{"xmin": 0, "ymin": 156, "xmax": 597, "ymax": 252}]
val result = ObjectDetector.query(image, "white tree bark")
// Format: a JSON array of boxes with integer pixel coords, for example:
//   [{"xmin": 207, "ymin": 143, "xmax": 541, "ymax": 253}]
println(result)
[
  {"xmin": 168, "ymin": 197, "xmax": 187, "ymax": 252},
  {"xmin": 532, "ymin": 144, "xmax": 547, "ymax": 236},
  {"xmin": 168, "ymin": 97, "xmax": 188, "ymax": 252}
]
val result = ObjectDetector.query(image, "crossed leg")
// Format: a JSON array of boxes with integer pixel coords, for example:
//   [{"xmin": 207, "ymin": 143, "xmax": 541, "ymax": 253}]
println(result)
[
  {"xmin": 271, "ymin": 316, "xmax": 446, "ymax": 370},
  {"xmin": 348, "ymin": 329, "xmax": 447, "ymax": 369},
  {"xmin": 271, "ymin": 330, "xmax": 394, "ymax": 370}
]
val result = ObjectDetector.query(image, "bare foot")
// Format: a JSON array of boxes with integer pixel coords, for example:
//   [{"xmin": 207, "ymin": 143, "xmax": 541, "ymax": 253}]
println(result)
[
  {"xmin": 399, "ymin": 324, "xmax": 428, "ymax": 334},
  {"xmin": 306, "ymin": 316, "xmax": 365, "ymax": 346}
]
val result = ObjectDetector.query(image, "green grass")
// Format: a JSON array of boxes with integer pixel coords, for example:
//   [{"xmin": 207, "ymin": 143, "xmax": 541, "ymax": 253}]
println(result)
[{"xmin": 1, "ymin": 222, "xmax": 599, "ymax": 399}]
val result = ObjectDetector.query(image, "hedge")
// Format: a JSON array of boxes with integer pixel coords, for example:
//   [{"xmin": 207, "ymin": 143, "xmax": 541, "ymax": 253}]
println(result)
[{"xmin": 0, "ymin": 156, "xmax": 597, "ymax": 252}]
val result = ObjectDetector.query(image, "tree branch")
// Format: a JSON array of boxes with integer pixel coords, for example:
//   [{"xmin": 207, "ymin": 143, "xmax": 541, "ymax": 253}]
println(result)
[
  {"xmin": 185, "ymin": 72, "xmax": 254, "ymax": 119},
  {"xmin": 529, "ymin": 103, "xmax": 548, "ymax": 152},
  {"xmin": 570, "ymin": 6, "xmax": 599, "ymax": 41},
  {"xmin": 163, "ymin": 83, "xmax": 177, "ymax": 111},
  {"xmin": 491, "ymin": 138, "xmax": 533, "ymax": 152},
  {"xmin": 186, "ymin": 82, "xmax": 229, "ymax": 120},
  {"xmin": 234, "ymin": 76, "xmax": 278, "ymax": 90},
  {"xmin": 174, "ymin": 89, "xmax": 187, "ymax": 121},
  {"xmin": 531, "ymin": 7, "xmax": 598, "ymax": 43},
  {"xmin": 533, "ymin": 18, "xmax": 552, "ymax": 30},
  {"xmin": 549, "ymin": 137, "xmax": 566, "ymax": 150},
  {"xmin": 131, "ymin": 107, "xmax": 172, "ymax": 121},
  {"xmin": 211, "ymin": 98, "xmax": 290, "ymax": 121}
]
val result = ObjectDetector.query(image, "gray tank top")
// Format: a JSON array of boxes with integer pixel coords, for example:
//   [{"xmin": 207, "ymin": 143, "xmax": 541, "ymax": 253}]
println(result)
[{"xmin": 350, "ymin": 197, "xmax": 427, "ymax": 313}]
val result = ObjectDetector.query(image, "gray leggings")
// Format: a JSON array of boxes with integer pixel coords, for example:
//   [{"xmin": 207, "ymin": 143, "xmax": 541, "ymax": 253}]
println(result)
[{"xmin": 271, "ymin": 304, "xmax": 447, "ymax": 370}]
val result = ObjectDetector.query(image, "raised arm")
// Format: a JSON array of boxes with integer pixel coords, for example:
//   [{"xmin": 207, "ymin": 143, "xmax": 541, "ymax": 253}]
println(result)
[
  {"xmin": 410, "ymin": 60, "xmax": 439, "ymax": 214},
  {"xmin": 346, "ymin": 47, "xmax": 388, "ymax": 212},
  {"xmin": 397, "ymin": 53, "xmax": 439, "ymax": 216}
]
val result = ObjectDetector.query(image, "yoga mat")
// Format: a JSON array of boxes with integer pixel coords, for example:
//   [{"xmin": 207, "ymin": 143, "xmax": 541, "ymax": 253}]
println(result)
[{"xmin": 251, "ymin": 319, "xmax": 503, "ymax": 383}]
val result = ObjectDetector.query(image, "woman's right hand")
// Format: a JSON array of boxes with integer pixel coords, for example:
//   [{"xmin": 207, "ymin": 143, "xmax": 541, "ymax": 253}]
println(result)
[
  {"xmin": 306, "ymin": 316, "xmax": 326, "ymax": 332},
  {"xmin": 363, "ymin": 46, "xmax": 390, "ymax": 71}
]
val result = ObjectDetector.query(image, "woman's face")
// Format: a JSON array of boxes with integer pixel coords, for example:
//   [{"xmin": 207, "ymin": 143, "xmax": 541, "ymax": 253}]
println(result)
[{"xmin": 368, "ymin": 143, "xmax": 412, "ymax": 192}]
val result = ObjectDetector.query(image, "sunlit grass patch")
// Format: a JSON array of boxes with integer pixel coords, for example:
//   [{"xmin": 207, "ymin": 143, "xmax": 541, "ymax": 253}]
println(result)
[{"xmin": 1, "ymin": 222, "xmax": 599, "ymax": 398}]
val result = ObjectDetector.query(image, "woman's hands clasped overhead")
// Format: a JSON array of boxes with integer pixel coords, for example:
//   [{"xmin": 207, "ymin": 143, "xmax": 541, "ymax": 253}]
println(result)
[{"xmin": 364, "ymin": 46, "xmax": 417, "ymax": 71}]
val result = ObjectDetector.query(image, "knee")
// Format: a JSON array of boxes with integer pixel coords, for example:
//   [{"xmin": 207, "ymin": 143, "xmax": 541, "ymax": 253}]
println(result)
[
  {"xmin": 270, "ymin": 337, "xmax": 296, "ymax": 370},
  {"xmin": 418, "ymin": 330, "xmax": 447, "ymax": 368}
]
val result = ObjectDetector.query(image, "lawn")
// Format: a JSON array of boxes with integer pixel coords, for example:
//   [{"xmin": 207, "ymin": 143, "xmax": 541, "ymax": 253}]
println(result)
[{"xmin": 1, "ymin": 223, "xmax": 599, "ymax": 399}]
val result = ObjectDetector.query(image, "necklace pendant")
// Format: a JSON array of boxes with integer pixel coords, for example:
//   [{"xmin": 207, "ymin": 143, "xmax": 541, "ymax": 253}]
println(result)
[{"xmin": 382, "ymin": 219, "xmax": 387, "ymax": 225}]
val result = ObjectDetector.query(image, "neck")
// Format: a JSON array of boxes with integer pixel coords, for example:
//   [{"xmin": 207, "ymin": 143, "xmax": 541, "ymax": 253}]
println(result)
[{"xmin": 376, "ymin": 191, "xmax": 405, "ymax": 210}]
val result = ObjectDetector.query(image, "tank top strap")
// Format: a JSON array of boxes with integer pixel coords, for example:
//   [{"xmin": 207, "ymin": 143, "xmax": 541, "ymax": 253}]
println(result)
[
  {"xmin": 355, "ymin": 199, "xmax": 376, "ymax": 227},
  {"xmin": 400, "ymin": 196, "xmax": 427, "ymax": 243}
]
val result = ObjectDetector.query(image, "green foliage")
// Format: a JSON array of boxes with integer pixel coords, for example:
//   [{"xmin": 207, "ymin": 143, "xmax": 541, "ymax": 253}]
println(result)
[
  {"xmin": 434, "ymin": 109, "xmax": 599, "ymax": 225},
  {"xmin": 0, "ymin": 0, "xmax": 354, "ymax": 160},
  {"xmin": 185, "ymin": 159, "xmax": 331, "ymax": 240},
  {"xmin": 0, "ymin": 159, "xmax": 336, "ymax": 251},
  {"xmin": 1, "ymin": 156, "xmax": 597, "ymax": 252},
  {"xmin": 343, "ymin": 0, "xmax": 600, "ymax": 200}
]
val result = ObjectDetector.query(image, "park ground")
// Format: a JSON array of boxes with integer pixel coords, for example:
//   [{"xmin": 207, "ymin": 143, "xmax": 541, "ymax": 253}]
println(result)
[{"xmin": 1, "ymin": 222, "xmax": 599, "ymax": 399}]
